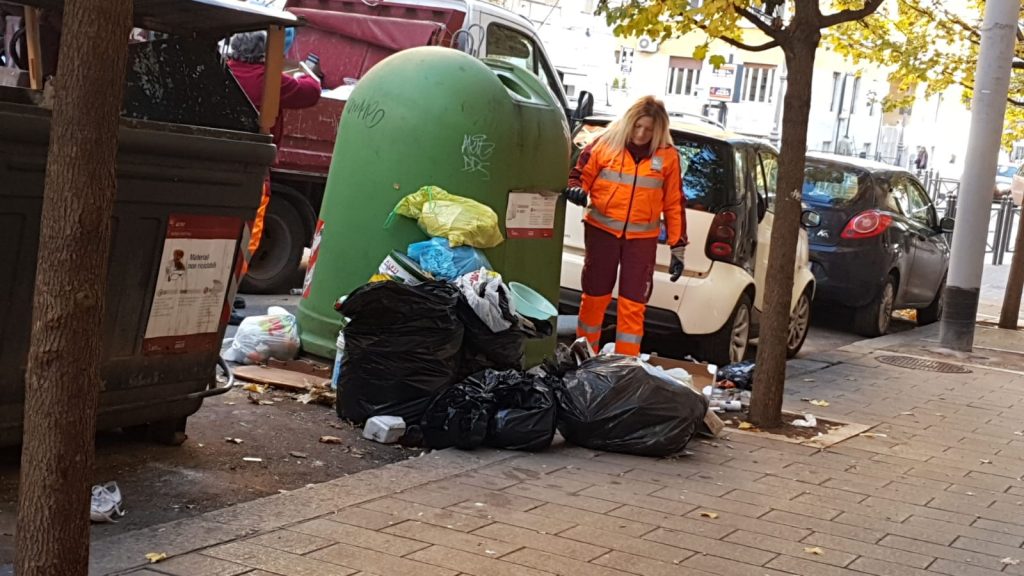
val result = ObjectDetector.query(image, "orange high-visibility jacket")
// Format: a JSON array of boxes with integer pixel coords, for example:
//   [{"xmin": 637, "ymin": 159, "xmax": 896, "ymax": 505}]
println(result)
[{"xmin": 573, "ymin": 140, "xmax": 686, "ymax": 246}]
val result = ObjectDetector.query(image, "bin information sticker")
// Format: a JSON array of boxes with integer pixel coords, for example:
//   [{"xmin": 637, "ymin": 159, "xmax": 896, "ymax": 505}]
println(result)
[
  {"xmin": 143, "ymin": 214, "xmax": 241, "ymax": 355},
  {"xmin": 506, "ymin": 191, "xmax": 557, "ymax": 239}
]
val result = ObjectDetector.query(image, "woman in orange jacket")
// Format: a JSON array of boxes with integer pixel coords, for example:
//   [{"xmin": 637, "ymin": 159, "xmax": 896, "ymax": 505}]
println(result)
[{"xmin": 565, "ymin": 96, "xmax": 687, "ymax": 356}]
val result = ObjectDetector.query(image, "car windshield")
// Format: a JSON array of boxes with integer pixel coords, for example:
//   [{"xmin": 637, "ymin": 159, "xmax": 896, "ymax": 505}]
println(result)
[
  {"xmin": 674, "ymin": 135, "xmax": 733, "ymax": 213},
  {"xmin": 802, "ymin": 164, "xmax": 867, "ymax": 206}
]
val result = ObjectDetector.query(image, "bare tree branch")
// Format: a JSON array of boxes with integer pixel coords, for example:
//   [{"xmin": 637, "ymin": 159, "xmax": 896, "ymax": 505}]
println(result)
[
  {"xmin": 734, "ymin": 5, "xmax": 780, "ymax": 39},
  {"xmin": 819, "ymin": 0, "xmax": 885, "ymax": 27},
  {"xmin": 719, "ymin": 35, "xmax": 781, "ymax": 51}
]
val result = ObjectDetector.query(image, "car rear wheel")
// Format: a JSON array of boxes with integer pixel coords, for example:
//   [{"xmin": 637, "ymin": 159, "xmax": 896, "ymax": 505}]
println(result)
[
  {"xmin": 916, "ymin": 277, "xmax": 945, "ymax": 325},
  {"xmin": 700, "ymin": 293, "xmax": 752, "ymax": 365},
  {"xmin": 786, "ymin": 290, "xmax": 812, "ymax": 358},
  {"xmin": 853, "ymin": 274, "xmax": 896, "ymax": 337}
]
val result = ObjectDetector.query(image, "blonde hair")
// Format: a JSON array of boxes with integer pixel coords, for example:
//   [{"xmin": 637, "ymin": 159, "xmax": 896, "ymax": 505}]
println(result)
[{"xmin": 599, "ymin": 96, "xmax": 672, "ymax": 157}]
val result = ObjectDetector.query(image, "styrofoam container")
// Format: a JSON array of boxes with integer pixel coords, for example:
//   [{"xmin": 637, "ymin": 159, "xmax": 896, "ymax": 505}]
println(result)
[{"xmin": 362, "ymin": 416, "xmax": 407, "ymax": 444}]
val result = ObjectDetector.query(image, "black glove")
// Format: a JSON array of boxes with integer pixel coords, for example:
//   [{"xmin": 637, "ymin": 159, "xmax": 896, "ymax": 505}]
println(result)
[
  {"xmin": 669, "ymin": 245, "xmax": 686, "ymax": 282},
  {"xmin": 563, "ymin": 186, "xmax": 588, "ymax": 207}
]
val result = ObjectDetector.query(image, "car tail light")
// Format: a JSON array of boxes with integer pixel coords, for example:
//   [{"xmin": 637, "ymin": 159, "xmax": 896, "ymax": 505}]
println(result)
[
  {"xmin": 841, "ymin": 210, "xmax": 892, "ymax": 239},
  {"xmin": 706, "ymin": 210, "xmax": 738, "ymax": 262}
]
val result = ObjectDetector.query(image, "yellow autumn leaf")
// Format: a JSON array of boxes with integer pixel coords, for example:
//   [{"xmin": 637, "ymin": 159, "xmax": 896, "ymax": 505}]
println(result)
[
  {"xmin": 145, "ymin": 552, "xmax": 167, "ymax": 564},
  {"xmin": 809, "ymin": 400, "xmax": 830, "ymax": 407},
  {"xmin": 804, "ymin": 547, "xmax": 824, "ymax": 556},
  {"xmin": 699, "ymin": 511, "xmax": 719, "ymax": 519},
  {"xmin": 738, "ymin": 422, "xmax": 754, "ymax": 430}
]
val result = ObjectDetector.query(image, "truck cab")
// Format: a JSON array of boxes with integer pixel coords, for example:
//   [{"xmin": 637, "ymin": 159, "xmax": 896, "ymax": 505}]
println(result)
[{"xmin": 241, "ymin": 0, "xmax": 591, "ymax": 294}]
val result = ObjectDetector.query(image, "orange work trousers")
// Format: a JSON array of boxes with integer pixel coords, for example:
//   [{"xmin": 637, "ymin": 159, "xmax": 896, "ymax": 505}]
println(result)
[{"xmin": 576, "ymin": 223, "xmax": 657, "ymax": 356}]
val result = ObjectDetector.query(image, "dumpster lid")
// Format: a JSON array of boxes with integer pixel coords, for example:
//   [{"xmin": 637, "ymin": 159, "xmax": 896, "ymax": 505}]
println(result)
[{"xmin": 16, "ymin": 0, "xmax": 299, "ymax": 36}]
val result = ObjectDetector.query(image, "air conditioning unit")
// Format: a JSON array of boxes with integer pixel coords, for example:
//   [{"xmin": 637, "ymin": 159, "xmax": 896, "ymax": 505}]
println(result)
[{"xmin": 637, "ymin": 36, "xmax": 660, "ymax": 53}]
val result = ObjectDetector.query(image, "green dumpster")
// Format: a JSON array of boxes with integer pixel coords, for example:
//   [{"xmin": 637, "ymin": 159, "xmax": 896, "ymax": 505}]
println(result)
[{"xmin": 298, "ymin": 47, "xmax": 570, "ymax": 364}]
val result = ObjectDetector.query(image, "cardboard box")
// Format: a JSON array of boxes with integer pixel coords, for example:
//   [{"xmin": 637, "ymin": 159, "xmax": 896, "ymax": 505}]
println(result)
[{"xmin": 646, "ymin": 356, "xmax": 724, "ymax": 438}]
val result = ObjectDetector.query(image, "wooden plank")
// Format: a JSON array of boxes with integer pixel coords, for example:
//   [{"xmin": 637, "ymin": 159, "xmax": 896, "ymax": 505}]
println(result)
[
  {"xmin": 23, "ymin": 8, "xmax": 44, "ymax": 90},
  {"xmin": 258, "ymin": 25, "xmax": 285, "ymax": 135},
  {"xmin": 233, "ymin": 365, "xmax": 328, "ymax": 392}
]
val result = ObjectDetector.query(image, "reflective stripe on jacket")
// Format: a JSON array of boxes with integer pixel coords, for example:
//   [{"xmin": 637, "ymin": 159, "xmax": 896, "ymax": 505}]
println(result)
[{"xmin": 570, "ymin": 140, "xmax": 685, "ymax": 244}]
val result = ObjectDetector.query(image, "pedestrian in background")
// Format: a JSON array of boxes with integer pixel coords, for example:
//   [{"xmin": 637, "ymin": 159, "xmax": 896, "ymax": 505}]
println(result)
[{"xmin": 563, "ymin": 95, "xmax": 687, "ymax": 356}]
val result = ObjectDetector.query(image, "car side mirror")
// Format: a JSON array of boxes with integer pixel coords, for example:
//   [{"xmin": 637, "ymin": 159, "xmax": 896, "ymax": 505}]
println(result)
[
  {"xmin": 572, "ymin": 91, "xmax": 595, "ymax": 124},
  {"xmin": 939, "ymin": 216, "xmax": 955, "ymax": 233},
  {"xmin": 801, "ymin": 210, "xmax": 821, "ymax": 228}
]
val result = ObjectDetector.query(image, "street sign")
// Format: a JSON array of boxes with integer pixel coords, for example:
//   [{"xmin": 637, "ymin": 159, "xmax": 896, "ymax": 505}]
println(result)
[{"xmin": 708, "ymin": 64, "xmax": 736, "ymax": 102}]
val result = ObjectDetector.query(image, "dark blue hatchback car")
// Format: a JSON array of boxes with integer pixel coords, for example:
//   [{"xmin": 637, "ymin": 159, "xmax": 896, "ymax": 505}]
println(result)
[{"xmin": 802, "ymin": 153, "xmax": 954, "ymax": 337}]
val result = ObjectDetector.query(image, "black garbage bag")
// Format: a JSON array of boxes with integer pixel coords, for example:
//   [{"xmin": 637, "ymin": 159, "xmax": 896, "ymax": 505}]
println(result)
[
  {"xmin": 456, "ymin": 293, "xmax": 553, "ymax": 379},
  {"xmin": 338, "ymin": 281, "xmax": 463, "ymax": 424},
  {"xmin": 421, "ymin": 377, "xmax": 493, "ymax": 450},
  {"xmin": 716, "ymin": 360, "xmax": 755, "ymax": 390},
  {"xmin": 484, "ymin": 370, "xmax": 558, "ymax": 452},
  {"xmin": 555, "ymin": 355, "xmax": 709, "ymax": 457}
]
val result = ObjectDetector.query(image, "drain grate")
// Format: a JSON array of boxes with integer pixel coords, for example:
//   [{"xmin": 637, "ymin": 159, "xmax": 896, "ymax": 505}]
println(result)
[{"xmin": 876, "ymin": 355, "xmax": 972, "ymax": 374}]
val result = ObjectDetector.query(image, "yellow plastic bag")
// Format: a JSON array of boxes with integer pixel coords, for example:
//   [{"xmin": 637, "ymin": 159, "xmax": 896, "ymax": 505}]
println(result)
[{"xmin": 389, "ymin": 186, "xmax": 504, "ymax": 249}]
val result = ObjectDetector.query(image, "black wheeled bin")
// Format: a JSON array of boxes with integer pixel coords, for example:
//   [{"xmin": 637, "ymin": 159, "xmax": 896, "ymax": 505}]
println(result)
[{"xmin": 0, "ymin": 4, "xmax": 289, "ymax": 446}]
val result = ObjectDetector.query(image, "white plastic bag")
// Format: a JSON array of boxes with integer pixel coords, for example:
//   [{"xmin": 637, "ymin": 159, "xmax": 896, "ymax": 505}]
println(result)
[
  {"xmin": 455, "ymin": 268, "xmax": 516, "ymax": 332},
  {"xmin": 222, "ymin": 306, "xmax": 300, "ymax": 365}
]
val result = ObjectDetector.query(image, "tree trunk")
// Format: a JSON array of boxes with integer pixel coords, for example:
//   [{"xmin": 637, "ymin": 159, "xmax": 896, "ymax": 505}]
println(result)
[
  {"xmin": 748, "ymin": 33, "xmax": 818, "ymax": 428},
  {"xmin": 999, "ymin": 206, "xmax": 1024, "ymax": 329},
  {"xmin": 15, "ymin": 1, "xmax": 132, "ymax": 575}
]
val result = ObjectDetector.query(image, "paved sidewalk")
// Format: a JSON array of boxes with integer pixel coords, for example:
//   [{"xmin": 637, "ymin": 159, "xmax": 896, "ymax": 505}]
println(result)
[{"xmin": 93, "ymin": 324, "xmax": 1024, "ymax": 576}]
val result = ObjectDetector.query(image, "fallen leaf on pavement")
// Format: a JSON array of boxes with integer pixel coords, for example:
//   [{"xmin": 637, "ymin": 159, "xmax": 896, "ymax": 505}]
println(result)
[
  {"xmin": 699, "ymin": 511, "xmax": 719, "ymax": 519},
  {"xmin": 809, "ymin": 400, "xmax": 830, "ymax": 407},
  {"xmin": 1002, "ymin": 557, "xmax": 1020, "ymax": 566},
  {"xmin": 320, "ymin": 435, "xmax": 344, "ymax": 444},
  {"xmin": 804, "ymin": 547, "xmax": 824, "ymax": 556},
  {"xmin": 242, "ymin": 383, "xmax": 266, "ymax": 394},
  {"xmin": 350, "ymin": 447, "xmax": 368, "ymax": 458},
  {"xmin": 224, "ymin": 437, "xmax": 243, "ymax": 444},
  {"xmin": 289, "ymin": 451, "xmax": 308, "ymax": 459},
  {"xmin": 246, "ymin": 393, "xmax": 260, "ymax": 405},
  {"xmin": 738, "ymin": 422, "xmax": 754, "ymax": 430},
  {"xmin": 329, "ymin": 422, "xmax": 346, "ymax": 430},
  {"xmin": 859, "ymin": 433, "xmax": 888, "ymax": 438},
  {"xmin": 145, "ymin": 553, "xmax": 167, "ymax": 564}
]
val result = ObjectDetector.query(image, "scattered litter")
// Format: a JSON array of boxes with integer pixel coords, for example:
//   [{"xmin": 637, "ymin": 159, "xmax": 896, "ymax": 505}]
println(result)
[
  {"xmin": 965, "ymin": 492, "xmax": 975, "ymax": 496},
  {"xmin": 809, "ymin": 400, "xmax": 830, "ymax": 408},
  {"xmin": 349, "ymin": 447, "xmax": 368, "ymax": 458},
  {"xmin": 329, "ymin": 422, "xmax": 346, "ymax": 430},
  {"xmin": 1002, "ymin": 557, "xmax": 1020, "ymax": 566},
  {"xmin": 297, "ymin": 381, "xmax": 336, "ymax": 407},
  {"xmin": 319, "ymin": 436, "xmax": 345, "ymax": 444},
  {"xmin": 980, "ymin": 459, "xmax": 992, "ymax": 465},
  {"xmin": 247, "ymin": 394, "xmax": 260, "ymax": 405},
  {"xmin": 804, "ymin": 547, "xmax": 824, "ymax": 556},
  {"xmin": 1015, "ymin": 431, "xmax": 1024, "ymax": 436},
  {"xmin": 791, "ymin": 414, "xmax": 817, "ymax": 428},
  {"xmin": 258, "ymin": 400, "xmax": 275, "ymax": 406},
  {"xmin": 363, "ymin": 416, "xmax": 407, "ymax": 444},
  {"xmin": 242, "ymin": 457, "xmax": 262, "ymax": 463},
  {"xmin": 145, "ymin": 553, "xmax": 167, "ymax": 564},
  {"xmin": 738, "ymin": 422, "xmax": 754, "ymax": 430},
  {"xmin": 90, "ymin": 482, "xmax": 125, "ymax": 523},
  {"xmin": 222, "ymin": 307, "xmax": 300, "ymax": 365},
  {"xmin": 716, "ymin": 361, "xmax": 754, "ymax": 390},
  {"xmin": 859, "ymin": 432, "xmax": 888, "ymax": 438},
  {"xmin": 242, "ymin": 383, "xmax": 267, "ymax": 394},
  {"xmin": 485, "ymin": 550, "xmax": 497, "ymax": 555},
  {"xmin": 224, "ymin": 437, "xmax": 244, "ymax": 444},
  {"xmin": 899, "ymin": 412, "xmax": 914, "ymax": 416},
  {"xmin": 224, "ymin": 402, "xmax": 236, "ymax": 406},
  {"xmin": 289, "ymin": 451, "xmax": 308, "ymax": 459},
  {"xmin": 699, "ymin": 511, "xmax": 719, "ymax": 519},
  {"xmin": 803, "ymin": 378, "xmax": 815, "ymax": 382}
]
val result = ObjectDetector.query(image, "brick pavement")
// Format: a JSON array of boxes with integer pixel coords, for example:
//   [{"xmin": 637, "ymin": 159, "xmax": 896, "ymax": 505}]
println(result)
[{"xmin": 94, "ymin": 325, "xmax": 1024, "ymax": 576}]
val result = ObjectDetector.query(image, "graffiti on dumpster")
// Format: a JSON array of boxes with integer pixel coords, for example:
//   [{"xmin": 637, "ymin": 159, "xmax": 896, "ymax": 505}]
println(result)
[
  {"xmin": 347, "ymin": 98, "xmax": 386, "ymax": 129},
  {"xmin": 462, "ymin": 133, "xmax": 494, "ymax": 180}
]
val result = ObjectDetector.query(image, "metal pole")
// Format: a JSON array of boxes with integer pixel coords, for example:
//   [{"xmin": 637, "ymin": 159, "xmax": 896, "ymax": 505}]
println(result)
[
  {"xmin": 940, "ymin": 0, "xmax": 1020, "ymax": 350},
  {"xmin": 1000, "ymin": 205, "xmax": 1024, "ymax": 328}
]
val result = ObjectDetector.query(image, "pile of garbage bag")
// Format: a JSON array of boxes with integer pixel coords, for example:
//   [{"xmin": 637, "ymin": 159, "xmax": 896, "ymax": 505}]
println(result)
[
  {"xmin": 222, "ymin": 306, "xmax": 300, "ymax": 365},
  {"xmin": 422, "ymin": 369, "xmax": 558, "ymax": 452}
]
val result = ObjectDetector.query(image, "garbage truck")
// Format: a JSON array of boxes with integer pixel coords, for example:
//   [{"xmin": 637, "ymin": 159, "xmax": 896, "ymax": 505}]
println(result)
[{"xmin": 242, "ymin": 0, "xmax": 593, "ymax": 293}]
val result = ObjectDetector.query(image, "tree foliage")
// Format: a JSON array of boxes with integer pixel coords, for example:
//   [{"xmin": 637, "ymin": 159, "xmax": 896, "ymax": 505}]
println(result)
[{"xmin": 826, "ymin": 0, "xmax": 1024, "ymax": 149}]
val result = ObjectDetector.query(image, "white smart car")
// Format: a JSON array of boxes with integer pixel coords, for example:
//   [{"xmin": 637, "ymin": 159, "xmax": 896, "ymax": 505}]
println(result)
[{"xmin": 560, "ymin": 118, "xmax": 817, "ymax": 364}]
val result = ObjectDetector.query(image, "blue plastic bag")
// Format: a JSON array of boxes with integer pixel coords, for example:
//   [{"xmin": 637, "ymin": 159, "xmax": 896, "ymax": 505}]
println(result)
[{"xmin": 408, "ymin": 238, "xmax": 492, "ymax": 280}]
